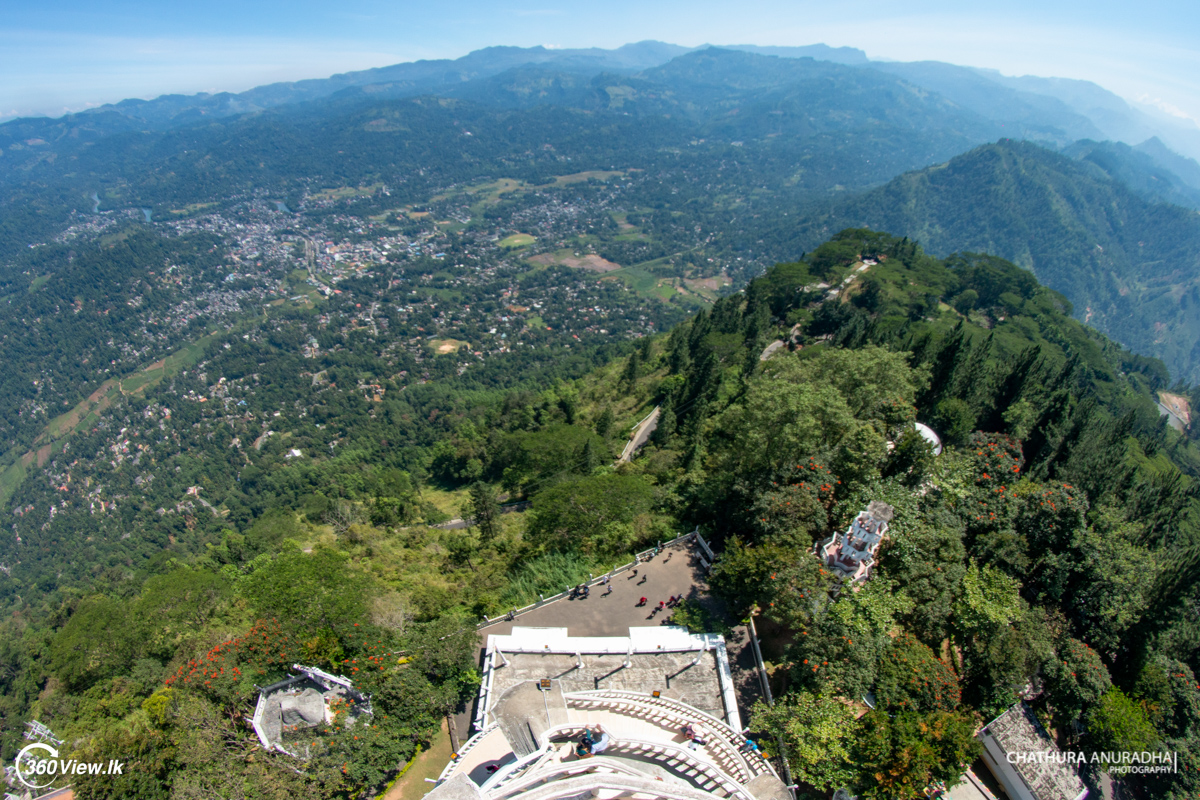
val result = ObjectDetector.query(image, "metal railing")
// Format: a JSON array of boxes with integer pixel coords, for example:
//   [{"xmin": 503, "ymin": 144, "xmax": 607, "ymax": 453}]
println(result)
[
  {"xmin": 435, "ymin": 723, "xmax": 500, "ymax": 784},
  {"xmin": 499, "ymin": 771, "xmax": 729, "ymax": 800},
  {"xmin": 746, "ymin": 614, "xmax": 795, "ymax": 800}
]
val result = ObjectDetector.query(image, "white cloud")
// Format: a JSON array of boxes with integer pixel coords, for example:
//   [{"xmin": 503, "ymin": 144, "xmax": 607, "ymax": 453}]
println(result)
[{"xmin": 1135, "ymin": 95, "xmax": 1197, "ymax": 123}]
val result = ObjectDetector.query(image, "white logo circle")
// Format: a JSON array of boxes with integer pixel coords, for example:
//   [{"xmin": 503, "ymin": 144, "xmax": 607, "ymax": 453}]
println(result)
[{"xmin": 14, "ymin": 741, "xmax": 59, "ymax": 790}]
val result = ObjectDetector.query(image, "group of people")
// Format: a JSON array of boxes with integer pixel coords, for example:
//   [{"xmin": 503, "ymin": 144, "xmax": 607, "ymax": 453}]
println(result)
[
  {"xmin": 571, "ymin": 583, "xmax": 590, "ymax": 599},
  {"xmin": 680, "ymin": 722, "xmax": 708, "ymax": 751},
  {"xmin": 574, "ymin": 725, "xmax": 611, "ymax": 758},
  {"xmin": 640, "ymin": 595, "xmax": 682, "ymax": 615}
]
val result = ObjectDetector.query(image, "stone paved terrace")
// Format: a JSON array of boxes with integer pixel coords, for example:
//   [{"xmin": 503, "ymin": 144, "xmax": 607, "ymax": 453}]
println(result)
[
  {"xmin": 487, "ymin": 649, "xmax": 728, "ymax": 722},
  {"xmin": 453, "ymin": 538, "xmax": 764, "ymax": 744}
]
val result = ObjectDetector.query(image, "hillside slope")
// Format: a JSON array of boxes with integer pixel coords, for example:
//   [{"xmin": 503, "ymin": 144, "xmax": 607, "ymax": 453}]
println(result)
[{"xmin": 794, "ymin": 140, "xmax": 1200, "ymax": 382}]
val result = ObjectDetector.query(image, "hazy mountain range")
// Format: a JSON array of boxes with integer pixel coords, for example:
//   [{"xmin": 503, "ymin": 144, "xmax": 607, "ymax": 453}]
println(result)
[
  {"xmin": 6, "ymin": 39, "xmax": 1199, "ymax": 163},
  {"xmin": 4, "ymin": 42, "xmax": 1200, "ymax": 380}
]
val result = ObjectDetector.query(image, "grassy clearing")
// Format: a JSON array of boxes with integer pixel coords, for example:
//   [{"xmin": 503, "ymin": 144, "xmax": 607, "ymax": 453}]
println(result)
[
  {"xmin": 431, "ymin": 178, "xmax": 523, "ymax": 205},
  {"xmin": 652, "ymin": 281, "xmax": 677, "ymax": 301},
  {"xmin": 420, "ymin": 486, "xmax": 469, "ymax": 520},
  {"xmin": 119, "ymin": 373, "xmax": 153, "ymax": 395},
  {"xmin": 99, "ymin": 230, "xmax": 133, "ymax": 247},
  {"xmin": 382, "ymin": 720, "xmax": 454, "ymax": 800},
  {"xmin": 554, "ymin": 170, "xmax": 624, "ymax": 185},
  {"xmin": 0, "ymin": 459, "xmax": 27, "ymax": 508},
  {"xmin": 309, "ymin": 184, "xmax": 384, "ymax": 202},
  {"xmin": 44, "ymin": 380, "xmax": 117, "ymax": 441},
  {"xmin": 600, "ymin": 267, "xmax": 659, "ymax": 296},
  {"xmin": 498, "ymin": 552, "xmax": 598, "ymax": 608},
  {"xmin": 167, "ymin": 202, "xmax": 218, "ymax": 216},
  {"xmin": 427, "ymin": 338, "xmax": 470, "ymax": 356},
  {"xmin": 499, "ymin": 233, "xmax": 536, "ymax": 249}
]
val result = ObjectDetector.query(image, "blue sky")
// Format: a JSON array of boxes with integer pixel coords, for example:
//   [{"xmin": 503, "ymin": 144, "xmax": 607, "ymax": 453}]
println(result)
[{"xmin": 3, "ymin": 0, "xmax": 1199, "ymax": 126}]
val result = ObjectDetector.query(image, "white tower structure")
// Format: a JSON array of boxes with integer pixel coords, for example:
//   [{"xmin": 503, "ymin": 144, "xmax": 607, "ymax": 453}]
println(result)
[{"xmin": 425, "ymin": 626, "xmax": 789, "ymax": 800}]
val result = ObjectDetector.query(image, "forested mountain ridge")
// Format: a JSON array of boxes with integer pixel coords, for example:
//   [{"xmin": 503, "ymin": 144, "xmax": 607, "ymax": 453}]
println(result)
[
  {"xmin": 0, "ymin": 48, "xmax": 1007, "ymax": 195},
  {"xmin": 790, "ymin": 140, "xmax": 1200, "ymax": 383},
  {"xmin": 1, "ymin": 229, "xmax": 1197, "ymax": 799}
]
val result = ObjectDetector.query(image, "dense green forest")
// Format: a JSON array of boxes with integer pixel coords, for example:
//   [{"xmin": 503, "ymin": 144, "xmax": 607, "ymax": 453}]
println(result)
[{"xmin": 1, "ymin": 229, "xmax": 1197, "ymax": 799}]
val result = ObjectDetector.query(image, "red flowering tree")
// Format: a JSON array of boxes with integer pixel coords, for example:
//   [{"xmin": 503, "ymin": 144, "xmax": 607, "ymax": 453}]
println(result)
[
  {"xmin": 748, "ymin": 464, "xmax": 833, "ymax": 545},
  {"xmin": 875, "ymin": 633, "xmax": 962, "ymax": 713},
  {"xmin": 165, "ymin": 619, "xmax": 300, "ymax": 707},
  {"xmin": 1043, "ymin": 637, "xmax": 1112, "ymax": 728},
  {"xmin": 1015, "ymin": 482, "xmax": 1089, "ymax": 551},
  {"xmin": 961, "ymin": 433, "xmax": 1031, "ymax": 572}
]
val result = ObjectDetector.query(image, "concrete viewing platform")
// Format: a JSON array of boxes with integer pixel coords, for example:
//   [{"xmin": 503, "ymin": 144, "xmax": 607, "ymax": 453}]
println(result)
[
  {"xmin": 423, "ymin": 535, "xmax": 789, "ymax": 800},
  {"xmin": 455, "ymin": 537, "xmax": 765, "ymax": 746}
]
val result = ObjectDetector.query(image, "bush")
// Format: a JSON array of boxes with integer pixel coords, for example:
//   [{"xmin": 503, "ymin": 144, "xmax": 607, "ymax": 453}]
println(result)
[
  {"xmin": 1088, "ymin": 688, "xmax": 1159, "ymax": 753},
  {"xmin": 525, "ymin": 473, "xmax": 655, "ymax": 557}
]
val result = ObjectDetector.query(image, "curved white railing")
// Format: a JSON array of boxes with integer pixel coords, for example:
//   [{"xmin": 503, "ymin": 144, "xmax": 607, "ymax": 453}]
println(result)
[
  {"xmin": 564, "ymin": 695, "xmax": 756, "ymax": 782},
  {"xmin": 490, "ymin": 756, "xmax": 648, "ymax": 799},
  {"xmin": 507, "ymin": 772, "xmax": 733, "ymax": 800},
  {"xmin": 567, "ymin": 691, "xmax": 774, "ymax": 778},
  {"xmin": 436, "ymin": 723, "xmax": 499, "ymax": 783},
  {"xmin": 521, "ymin": 724, "xmax": 755, "ymax": 800}
]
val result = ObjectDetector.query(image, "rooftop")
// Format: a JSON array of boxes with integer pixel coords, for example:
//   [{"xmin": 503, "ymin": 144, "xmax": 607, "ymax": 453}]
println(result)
[
  {"xmin": 436, "ymin": 673, "xmax": 781, "ymax": 800},
  {"xmin": 484, "ymin": 627, "xmax": 739, "ymax": 731},
  {"xmin": 979, "ymin": 703, "xmax": 1087, "ymax": 800},
  {"xmin": 818, "ymin": 502, "xmax": 893, "ymax": 584},
  {"xmin": 249, "ymin": 664, "xmax": 372, "ymax": 757}
]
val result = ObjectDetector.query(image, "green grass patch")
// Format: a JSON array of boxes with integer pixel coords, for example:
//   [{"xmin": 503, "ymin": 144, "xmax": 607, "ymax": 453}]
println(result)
[
  {"xmin": 554, "ymin": 170, "xmax": 624, "ymax": 185},
  {"xmin": 383, "ymin": 722, "xmax": 454, "ymax": 800},
  {"xmin": 99, "ymin": 230, "xmax": 133, "ymax": 247},
  {"xmin": 420, "ymin": 486, "xmax": 469, "ymax": 520},
  {"xmin": 526, "ymin": 315, "xmax": 546, "ymax": 329},
  {"xmin": 168, "ymin": 202, "xmax": 217, "ymax": 216},
  {"xmin": 499, "ymin": 233, "xmax": 536, "ymax": 249},
  {"xmin": 309, "ymin": 184, "xmax": 383, "ymax": 202},
  {"xmin": 498, "ymin": 552, "xmax": 598, "ymax": 608},
  {"xmin": 120, "ymin": 373, "xmax": 152, "ymax": 394},
  {"xmin": 0, "ymin": 459, "xmax": 27, "ymax": 508},
  {"xmin": 601, "ymin": 267, "xmax": 659, "ymax": 296},
  {"xmin": 653, "ymin": 282, "xmax": 677, "ymax": 301}
]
